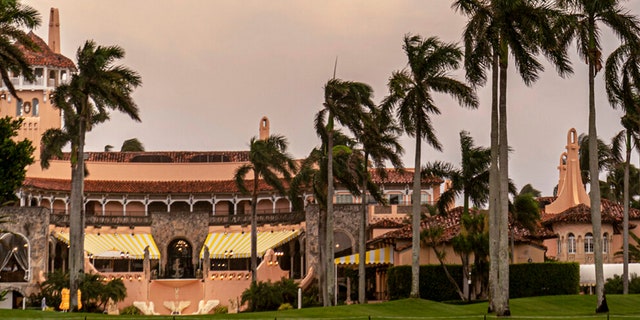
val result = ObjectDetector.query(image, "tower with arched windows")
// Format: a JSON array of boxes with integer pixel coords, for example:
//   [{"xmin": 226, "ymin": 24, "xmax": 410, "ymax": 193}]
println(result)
[{"xmin": 0, "ymin": 8, "xmax": 76, "ymax": 160}]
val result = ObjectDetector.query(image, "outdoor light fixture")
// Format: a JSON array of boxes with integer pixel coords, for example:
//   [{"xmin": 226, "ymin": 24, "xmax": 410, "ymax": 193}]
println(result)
[
  {"xmin": 137, "ymin": 275, "xmax": 142, "ymax": 281},
  {"xmin": 128, "ymin": 275, "xmax": 133, "ymax": 281}
]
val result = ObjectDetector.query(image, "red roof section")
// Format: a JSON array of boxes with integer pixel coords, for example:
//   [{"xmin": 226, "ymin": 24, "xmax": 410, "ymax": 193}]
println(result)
[
  {"xmin": 56, "ymin": 151, "xmax": 251, "ymax": 163},
  {"xmin": 368, "ymin": 168, "xmax": 442, "ymax": 185},
  {"xmin": 370, "ymin": 206, "xmax": 554, "ymax": 245},
  {"xmin": 17, "ymin": 32, "xmax": 75, "ymax": 69},
  {"xmin": 23, "ymin": 177, "xmax": 278, "ymax": 194}
]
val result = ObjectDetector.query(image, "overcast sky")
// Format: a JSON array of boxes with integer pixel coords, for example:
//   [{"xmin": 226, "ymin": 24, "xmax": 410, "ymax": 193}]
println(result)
[{"xmin": 26, "ymin": 0, "xmax": 640, "ymax": 197}]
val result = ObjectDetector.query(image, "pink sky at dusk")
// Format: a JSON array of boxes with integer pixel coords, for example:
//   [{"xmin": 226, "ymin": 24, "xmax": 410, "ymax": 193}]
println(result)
[{"xmin": 26, "ymin": 0, "xmax": 640, "ymax": 197}]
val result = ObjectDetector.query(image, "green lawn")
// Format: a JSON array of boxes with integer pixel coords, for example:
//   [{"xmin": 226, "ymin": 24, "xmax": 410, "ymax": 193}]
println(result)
[{"xmin": 1, "ymin": 295, "xmax": 639, "ymax": 319}]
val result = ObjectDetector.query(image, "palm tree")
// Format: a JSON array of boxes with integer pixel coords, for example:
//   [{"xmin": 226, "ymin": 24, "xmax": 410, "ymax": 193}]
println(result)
[
  {"xmin": 120, "ymin": 138, "xmax": 144, "ymax": 152},
  {"xmin": 605, "ymin": 41, "xmax": 640, "ymax": 294},
  {"xmin": 319, "ymin": 78, "xmax": 374, "ymax": 305},
  {"xmin": 557, "ymin": 1, "xmax": 640, "ymax": 309},
  {"xmin": 234, "ymin": 134, "xmax": 297, "ymax": 284},
  {"xmin": 289, "ymin": 121, "xmax": 367, "ymax": 305},
  {"xmin": 578, "ymin": 133, "xmax": 614, "ymax": 187},
  {"xmin": 383, "ymin": 34, "xmax": 478, "ymax": 298},
  {"xmin": 40, "ymin": 40, "xmax": 141, "ymax": 311},
  {"xmin": 0, "ymin": 0, "xmax": 41, "ymax": 98},
  {"xmin": 453, "ymin": 0, "xmax": 571, "ymax": 314},
  {"xmin": 354, "ymin": 106, "xmax": 404, "ymax": 303},
  {"xmin": 422, "ymin": 130, "xmax": 489, "ymax": 301}
]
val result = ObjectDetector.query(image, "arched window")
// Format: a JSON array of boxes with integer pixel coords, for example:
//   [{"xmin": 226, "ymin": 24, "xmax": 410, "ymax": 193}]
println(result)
[
  {"xmin": 31, "ymin": 98, "xmax": 39, "ymax": 116},
  {"xmin": 557, "ymin": 237, "xmax": 562, "ymax": 255},
  {"xmin": 568, "ymin": 233, "xmax": 576, "ymax": 254},
  {"xmin": 603, "ymin": 233, "xmax": 609, "ymax": 254},
  {"xmin": 584, "ymin": 233, "xmax": 594, "ymax": 253}
]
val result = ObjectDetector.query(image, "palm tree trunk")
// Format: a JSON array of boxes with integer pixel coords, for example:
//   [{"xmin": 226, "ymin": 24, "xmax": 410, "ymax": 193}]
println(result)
[
  {"xmin": 623, "ymin": 131, "xmax": 631, "ymax": 294},
  {"xmin": 410, "ymin": 122, "xmax": 422, "ymax": 298},
  {"xmin": 488, "ymin": 49, "xmax": 500, "ymax": 314},
  {"xmin": 251, "ymin": 178, "xmax": 258, "ymax": 284},
  {"xmin": 69, "ymin": 122, "xmax": 87, "ymax": 311},
  {"xmin": 588, "ymin": 31, "xmax": 607, "ymax": 312},
  {"xmin": 496, "ymin": 47, "xmax": 511, "ymax": 316},
  {"xmin": 358, "ymin": 154, "xmax": 369, "ymax": 304},
  {"xmin": 326, "ymin": 116, "xmax": 335, "ymax": 306}
]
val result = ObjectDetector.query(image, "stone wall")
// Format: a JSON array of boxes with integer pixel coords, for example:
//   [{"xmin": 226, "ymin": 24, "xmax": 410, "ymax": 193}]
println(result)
[
  {"xmin": 150, "ymin": 211, "xmax": 209, "ymax": 275},
  {"xmin": 305, "ymin": 204, "xmax": 362, "ymax": 276},
  {"xmin": 0, "ymin": 207, "xmax": 50, "ymax": 298}
]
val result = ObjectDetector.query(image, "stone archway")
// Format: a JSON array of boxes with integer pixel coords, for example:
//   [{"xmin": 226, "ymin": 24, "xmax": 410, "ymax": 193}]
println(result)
[{"xmin": 166, "ymin": 238, "xmax": 194, "ymax": 279}]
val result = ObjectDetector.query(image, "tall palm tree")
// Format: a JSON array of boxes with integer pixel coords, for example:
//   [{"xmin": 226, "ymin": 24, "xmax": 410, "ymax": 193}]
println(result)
[
  {"xmin": 605, "ymin": 41, "xmax": 640, "ymax": 294},
  {"xmin": 40, "ymin": 40, "xmax": 141, "ymax": 311},
  {"xmin": 319, "ymin": 78, "xmax": 373, "ymax": 305},
  {"xmin": 0, "ymin": 0, "xmax": 40, "ymax": 98},
  {"xmin": 453, "ymin": 0, "xmax": 571, "ymax": 314},
  {"xmin": 383, "ymin": 34, "xmax": 478, "ymax": 298},
  {"xmin": 234, "ymin": 134, "xmax": 297, "ymax": 285},
  {"xmin": 289, "ymin": 118, "xmax": 366, "ymax": 306},
  {"xmin": 422, "ymin": 130, "xmax": 490, "ymax": 300},
  {"xmin": 354, "ymin": 106, "xmax": 404, "ymax": 303},
  {"xmin": 557, "ymin": 0, "xmax": 640, "ymax": 310}
]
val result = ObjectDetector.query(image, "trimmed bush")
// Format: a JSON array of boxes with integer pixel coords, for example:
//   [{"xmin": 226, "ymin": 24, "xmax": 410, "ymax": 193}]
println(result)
[
  {"xmin": 510, "ymin": 262, "xmax": 579, "ymax": 298},
  {"xmin": 388, "ymin": 265, "xmax": 462, "ymax": 301},
  {"xmin": 388, "ymin": 262, "xmax": 578, "ymax": 301}
]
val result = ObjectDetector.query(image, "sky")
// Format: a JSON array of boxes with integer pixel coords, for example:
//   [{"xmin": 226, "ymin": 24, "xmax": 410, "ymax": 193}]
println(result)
[{"xmin": 25, "ymin": 0, "xmax": 640, "ymax": 197}]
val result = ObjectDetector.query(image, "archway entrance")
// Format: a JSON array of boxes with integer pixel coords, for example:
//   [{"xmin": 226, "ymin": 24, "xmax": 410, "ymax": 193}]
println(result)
[{"xmin": 167, "ymin": 239, "xmax": 194, "ymax": 279}]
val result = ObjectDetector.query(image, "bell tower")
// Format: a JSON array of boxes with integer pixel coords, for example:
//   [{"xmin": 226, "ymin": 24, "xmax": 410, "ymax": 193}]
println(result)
[
  {"xmin": 259, "ymin": 116, "xmax": 270, "ymax": 140},
  {"xmin": 48, "ymin": 8, "xmax": 60, "ymax": 54}
]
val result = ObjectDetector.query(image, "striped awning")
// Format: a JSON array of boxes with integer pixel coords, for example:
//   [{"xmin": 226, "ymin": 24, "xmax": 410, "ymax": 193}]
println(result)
[
  {"xmin": 200, "ymin": 230, "xmax": 300, "ymax": 259},
  {"xmin": 54, "ymin": 232, "xmax": 161, "ymax": 260},
  {"xmin": 334, "ymin": 247, "xmax": 394, "ymax": 265}
]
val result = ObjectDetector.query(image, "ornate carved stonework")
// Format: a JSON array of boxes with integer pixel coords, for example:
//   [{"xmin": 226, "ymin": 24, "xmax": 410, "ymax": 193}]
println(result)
[
  {"xmin": 150, "ymin": 211, "xmax": 209, "ymax": 274},
  {"xmin": 0, "ymin": 207, "xmax": 50, "ymax": 297}
]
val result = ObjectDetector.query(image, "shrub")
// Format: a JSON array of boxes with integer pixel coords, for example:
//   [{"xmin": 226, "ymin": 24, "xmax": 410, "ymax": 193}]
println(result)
[
  {"xmin": 39, "ymin": 270, "xmax": 127, "ymax": 312},
  {"xmin": 278, "ymin": 303, "xmax": 293, "ymax": 310},
  {"xmin": 213, "ymin": 304, "xmax": 228, "ymax": 314},
  {"xmin": 388, "ymin": 265, "xmax": 462, "ymax": 301},
  {"xmin": 605, "ymin": 273, "xmax": 640, "ymax": 294},
  {"xmin": 241, "ymin": 278, "xmax": 298, "ymax": 312},
  {"xmin": 121, "ymin": 305, "xmax": 142, "ymax": 315}
]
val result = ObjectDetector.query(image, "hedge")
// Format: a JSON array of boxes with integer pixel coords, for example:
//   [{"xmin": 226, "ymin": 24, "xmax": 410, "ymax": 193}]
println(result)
[{"xmin": 388, "ymin": 262, "xmax": 578, "ymax": 301}]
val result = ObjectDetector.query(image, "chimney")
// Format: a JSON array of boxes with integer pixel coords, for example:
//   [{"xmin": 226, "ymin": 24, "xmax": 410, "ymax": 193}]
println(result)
[{"xmin": 48, "ymin": 8, "xmax": 60, "ymax": 54}]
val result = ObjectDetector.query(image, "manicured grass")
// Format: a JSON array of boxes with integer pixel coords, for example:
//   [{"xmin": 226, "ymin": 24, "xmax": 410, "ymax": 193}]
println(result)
[{"xmin": 1, "ymin": 295, "xmax": 639, "ymax": 319}]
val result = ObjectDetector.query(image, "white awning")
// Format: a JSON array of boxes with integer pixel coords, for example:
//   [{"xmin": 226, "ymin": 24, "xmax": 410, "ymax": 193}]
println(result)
[{"xmin": 580, "ymin": 263, "xmax": 640, "ymax": 286}]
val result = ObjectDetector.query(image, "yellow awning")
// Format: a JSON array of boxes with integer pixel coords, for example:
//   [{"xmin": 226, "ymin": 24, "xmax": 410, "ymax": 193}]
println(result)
[
  {"xmin": 334, "ymin": 246, "xmax": 394, "ymax": 265},
  {"xmin": 54, "ymin": 232, "xmax": 161, "ymax": 260},
  {"xmin": 200, "ymin": 230, "xmax": 300, "ymax": 259}
]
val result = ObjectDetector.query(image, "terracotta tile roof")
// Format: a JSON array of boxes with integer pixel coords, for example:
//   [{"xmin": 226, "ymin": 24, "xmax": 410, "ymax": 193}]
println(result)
[
  {"xmin": 368, "ymin": 168, "xmax": 442, "ymax": 185},
  {"xmin": 369, "ymin": 206, "xmax": 551, "ymax": 246},
  {"xmin": 540, "ymin": 197, "xmax": 640, "ymax": 226},
  {"xmin": 369, "ymin": 219, "xmax": 406, "ymax": 229},
  {"xmin": 54, "ymin": 151, "xmax": 251, "ymax": 163},
  {"xmin": 17, "ymin": 32, "xmax": 75, "ymax": 69},
  {"xmin": 23, "ymin": 177, "xmax": 278, "ymax": 194}
]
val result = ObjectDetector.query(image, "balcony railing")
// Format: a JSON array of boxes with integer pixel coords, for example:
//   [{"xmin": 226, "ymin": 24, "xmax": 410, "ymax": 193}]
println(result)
[
  {"xmin": 51, "ymin": 211, "xmax": 305, "ymax": 227},
  {"xmin": 209, "ymin": 212, "xmax": 305, "ymax": 226},
  {"xmin": 51, "ymin": 213, "xmax": 152, "ymax": 227}
]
